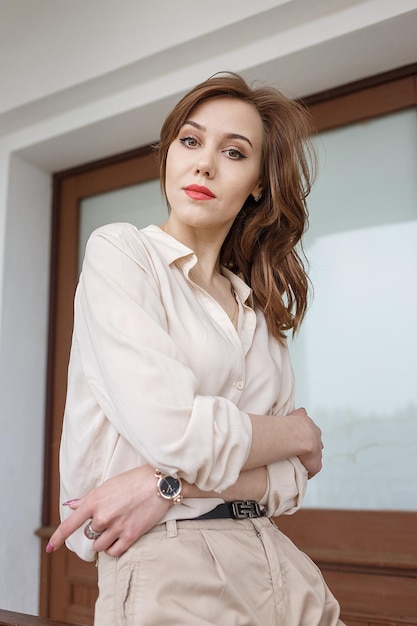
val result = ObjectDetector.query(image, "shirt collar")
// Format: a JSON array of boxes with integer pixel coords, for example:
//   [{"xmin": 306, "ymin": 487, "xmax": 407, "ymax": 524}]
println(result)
[
  {"xmin": 221, "ymin": 267, "xmax": 253, "ymax": 305},
  {"xmin": 142, "ymin": 224, "xmax": 195, "ymax": 265},
  {"xmin": 143, "ymin": 224, "xmax": 253, "ymax": 305}
]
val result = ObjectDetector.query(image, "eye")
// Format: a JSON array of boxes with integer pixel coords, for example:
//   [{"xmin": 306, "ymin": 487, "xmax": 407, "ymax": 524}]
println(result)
[
  {"xmin": 179, "ymin": 136, "xmax": 199, "ymax": 148},
  {"xmin": 224, "ymin": 147, "xmax": 246, "ymax": 160}
]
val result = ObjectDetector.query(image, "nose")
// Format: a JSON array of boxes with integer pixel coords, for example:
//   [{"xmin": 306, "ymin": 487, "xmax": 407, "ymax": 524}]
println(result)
[{"xmin": 194, "ymin": 149, "xmax": 215, "ymax": 178}]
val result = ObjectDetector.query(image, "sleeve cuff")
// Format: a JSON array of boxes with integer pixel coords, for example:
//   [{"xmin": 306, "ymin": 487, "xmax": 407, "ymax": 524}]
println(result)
[{"xmin": 263, "ymin": 457, "xmax": 308, "ymax": 517}]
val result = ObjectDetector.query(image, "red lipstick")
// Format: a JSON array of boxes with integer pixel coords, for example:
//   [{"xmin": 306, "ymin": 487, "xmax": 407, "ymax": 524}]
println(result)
[{"xmin": 184, "ymin": 184, "xmax": 216, "ymax": 201}]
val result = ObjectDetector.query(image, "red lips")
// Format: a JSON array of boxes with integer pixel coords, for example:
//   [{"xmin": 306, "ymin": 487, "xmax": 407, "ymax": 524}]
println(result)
[{"xmin": 184, "ymin": 185, "xmax": 216, "ymax": 200}]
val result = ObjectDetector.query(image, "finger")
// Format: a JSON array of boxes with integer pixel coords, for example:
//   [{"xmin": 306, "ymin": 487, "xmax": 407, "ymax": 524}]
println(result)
[
  {"xmin": 62, "ymin": 498, "xmax": 81, "ymax": 510},
  {"xmin": 46, "ymin": 503, "xmax": 93, "ymax": 552},
  {"xmin": 105, "ymin": 537, "xmax": 129, "ymax": 558},
  {"xmin": 103, "ymin": 528, "xmax": 142, "ymax": 558},
  {"xmin": 92, "ymin": 528, "xmax": 121, "ymax": 554},
  {"xmin": 289, "ymin": 407, "xmax": 305, "ymax": 415},
  {"xmin": 99, "ymin": 518, "xmax": 151, "ymax": 557}
]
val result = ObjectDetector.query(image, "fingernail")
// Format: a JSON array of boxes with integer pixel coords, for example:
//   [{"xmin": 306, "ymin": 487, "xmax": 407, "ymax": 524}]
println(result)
[
  {"xmin": 46, "ymin": 542, "xmax": 55, "ymax": 554},
  {"xmin": 62, "ymin": 498, "xmax": 79, "ymax": 506}
]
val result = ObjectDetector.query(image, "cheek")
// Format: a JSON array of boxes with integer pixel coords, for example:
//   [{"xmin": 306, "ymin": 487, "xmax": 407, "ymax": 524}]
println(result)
[
  {"xmin": 165, "ymin": 151, "xmax": 176, "ymax": 190},
  {"xmin": 164, "ymin": 152, "xmax": 182, "ymax": 208},
  {"xmin": 164, "ymin": 177, "xmax": 175, "ymax": 208},
  {"xmin": 165, "ymin": 145, "xmax": 185, "ymax": 184},
  {"xmin": 235, "ymin": 170, "xmax": 260, "ymax": 201}
]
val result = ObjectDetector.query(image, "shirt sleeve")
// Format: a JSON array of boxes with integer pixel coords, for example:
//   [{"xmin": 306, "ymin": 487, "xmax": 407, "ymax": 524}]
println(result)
[
  {"xmin": 260, "ymin": 458, "xmax": 308, "ymax": 517},
  {"xmin": 73, "ymin": 227, "xmax": 252, "ymax": 493},
  {"xmin": 259, "ymin": 347, "xmax": 308, "ymax": 517}
]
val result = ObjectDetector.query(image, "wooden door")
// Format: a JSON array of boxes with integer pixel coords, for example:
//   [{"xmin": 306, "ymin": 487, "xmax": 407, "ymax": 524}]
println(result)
[
  {"xmin": 38, "ymin": 148, "xmax": 160, "ymax": 625},
  {"xmin": 39, "ymin": 68, "xmax": 417, "ymax": 625}
]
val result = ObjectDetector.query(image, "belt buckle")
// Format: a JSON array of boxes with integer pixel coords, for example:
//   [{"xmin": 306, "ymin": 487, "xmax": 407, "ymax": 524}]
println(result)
[{"xmin": 231, "ymin": 500, "xmax": 262, "ymax": 519}]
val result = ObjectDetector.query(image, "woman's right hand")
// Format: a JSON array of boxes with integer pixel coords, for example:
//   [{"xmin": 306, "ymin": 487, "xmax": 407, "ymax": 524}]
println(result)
[{"xmin": 47, "ymin": 464, "xmax": 172, "ymax": 557}]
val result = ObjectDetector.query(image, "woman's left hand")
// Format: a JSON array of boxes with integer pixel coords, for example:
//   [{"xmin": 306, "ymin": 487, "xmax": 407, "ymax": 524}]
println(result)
[{"xmin": 47, "ymin": 464, "xmax": 171, "ymax": 557}]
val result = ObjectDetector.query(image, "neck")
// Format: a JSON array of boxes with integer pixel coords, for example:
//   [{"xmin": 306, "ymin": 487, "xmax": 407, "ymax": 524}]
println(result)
[
  {"xmin": 159, "ymin": 220, "xmax": 238, "ymax": 326},
  {"xmin": 160, "ymin": 220, "xmax": 226, "ymax": 284}
]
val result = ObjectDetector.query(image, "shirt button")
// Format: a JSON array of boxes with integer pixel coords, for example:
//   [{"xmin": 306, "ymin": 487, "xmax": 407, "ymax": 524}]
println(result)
[{"xmin": 236, "ymin": 380, "xmax": 244, "ymax": 390}]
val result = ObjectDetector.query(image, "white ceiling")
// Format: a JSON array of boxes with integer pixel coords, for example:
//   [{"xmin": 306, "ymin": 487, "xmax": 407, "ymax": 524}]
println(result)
[{"xmin": 1, "ymin": 0, "xmax": 416, "ymax": 170}]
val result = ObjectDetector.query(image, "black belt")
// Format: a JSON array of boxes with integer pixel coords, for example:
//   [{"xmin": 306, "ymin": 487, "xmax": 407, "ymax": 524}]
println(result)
[{"xmin": 194, "ymin": 500, "xmax": 264, "ymax": 520}]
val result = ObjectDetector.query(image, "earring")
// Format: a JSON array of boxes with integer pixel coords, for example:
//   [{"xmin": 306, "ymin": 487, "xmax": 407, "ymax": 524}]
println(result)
[{"xmin": 253, "ymin": 193, "xmax": 262, "ymax": 202}]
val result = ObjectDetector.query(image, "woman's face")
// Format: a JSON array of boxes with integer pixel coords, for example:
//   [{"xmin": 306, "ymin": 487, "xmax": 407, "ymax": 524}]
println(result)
[{"xmin": 165, "ymin": 97, "xmax": 263, "ymax": 235}]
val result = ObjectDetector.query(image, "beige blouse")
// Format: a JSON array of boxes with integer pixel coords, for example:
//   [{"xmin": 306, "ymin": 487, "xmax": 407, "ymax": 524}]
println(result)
[{"xmin": 60, "ymin": 223, "xmax": 307, "ymax": 561}]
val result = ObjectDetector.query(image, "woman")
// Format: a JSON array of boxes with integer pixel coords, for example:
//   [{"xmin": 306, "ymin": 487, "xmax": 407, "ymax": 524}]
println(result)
[{"xmin": 48, "ymin": 73, "xmax": 345, "ymax": 625}]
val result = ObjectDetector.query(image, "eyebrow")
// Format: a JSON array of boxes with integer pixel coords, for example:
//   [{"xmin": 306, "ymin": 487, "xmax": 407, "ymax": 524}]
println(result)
[{"xmin": 183, "ymin": 120, "xmax": 254, "ymax": 149}]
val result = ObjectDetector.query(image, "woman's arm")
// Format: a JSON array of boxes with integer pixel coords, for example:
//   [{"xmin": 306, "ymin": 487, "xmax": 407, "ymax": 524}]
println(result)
[
  {"xmin": 48, "ymin": 407, "xmax": 322, "ymax": 557},
  {"xmin": 247, "ymin": 408, "xmax": 323, "ymax": 478},
  {"xmin": 48, "ymin": 464, "xmax": 268, "ymax": 558},
  {"xmin": 184, "ymin": 466, "xmax": 268, "ymax": 502},
  {"xmin": 184, "ymin": 406, "xmax": 323, "ymax": 499}
]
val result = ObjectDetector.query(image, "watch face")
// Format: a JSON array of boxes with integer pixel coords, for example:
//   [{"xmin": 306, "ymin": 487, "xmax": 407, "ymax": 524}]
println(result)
[{"xmin": 159, "ymin": 475, "xmax": 181, "ymax": 499}]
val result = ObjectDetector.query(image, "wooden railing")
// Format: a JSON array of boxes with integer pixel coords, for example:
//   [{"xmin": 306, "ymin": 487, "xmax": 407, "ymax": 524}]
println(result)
[
  {"xmin": 342, "ymin": 615, "xmax": 417, "ymax": 626},
  {"xmin": 0, "ymin": 610, "xmax": 82, "ymax": 626},
  {"xmin": 277, "ymin": 510, "xmax": 417, "ymax": 626},
  {"xmin": 2, "ymin": 607, "xmax": 417, "ymax": 626}
]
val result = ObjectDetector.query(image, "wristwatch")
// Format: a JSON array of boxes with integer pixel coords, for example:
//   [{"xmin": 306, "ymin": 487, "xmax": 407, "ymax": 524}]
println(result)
[{"xmin": 155, "ymin": 469, "xmax": 183, "ymax": 504}]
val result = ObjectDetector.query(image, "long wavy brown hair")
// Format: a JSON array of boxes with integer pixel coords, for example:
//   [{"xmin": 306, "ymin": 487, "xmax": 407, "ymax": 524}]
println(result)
[{"xmin": 158, "ymin": 73, "xmax": 316, "ymax": 341}]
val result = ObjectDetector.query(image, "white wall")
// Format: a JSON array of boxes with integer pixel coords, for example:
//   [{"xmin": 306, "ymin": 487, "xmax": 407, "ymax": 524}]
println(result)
[
  {"xmin": 0, "ymin": 0, "xmax": 416, "ymax": 614},
  {"xmin": 0, "ymin": 154, "xmax": 51, "ymax": 612}
]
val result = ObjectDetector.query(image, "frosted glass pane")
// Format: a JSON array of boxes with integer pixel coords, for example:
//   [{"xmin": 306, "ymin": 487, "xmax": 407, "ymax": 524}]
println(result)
[
  {"xmin": 290, "ymin": 109, "xmax": 417, "ymax": 510},
  {"xmin": 79, "ymin": 179, "xmax": 167, "ymax": 268}
]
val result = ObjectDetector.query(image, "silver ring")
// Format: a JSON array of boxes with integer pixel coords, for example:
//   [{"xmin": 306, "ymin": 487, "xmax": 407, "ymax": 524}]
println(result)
[{"xmin": 84, "ymin": 521, "xmax": 102, "ymax": 540}]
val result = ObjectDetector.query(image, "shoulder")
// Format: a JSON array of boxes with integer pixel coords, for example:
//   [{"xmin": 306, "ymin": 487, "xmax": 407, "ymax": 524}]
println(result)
[
  {"xmin": 79, "ymin": 224, "xmax": 166, "ymax": 302},
  {"xmin": 86, "ymin": 222, "xmax": 142, "ymax": 249},
  {"xmin": 83, "ymin": 223, "xmax": 194, "ymax": 278},
  {"xmin": 84, "ymin": 223, "xmax": 157, "ymax": 268}
]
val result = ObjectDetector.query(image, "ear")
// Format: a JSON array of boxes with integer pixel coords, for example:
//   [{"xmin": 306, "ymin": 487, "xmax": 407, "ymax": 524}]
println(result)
[{"xmin": 251, "ymin": 181, "xmax": 263, "ymax": 202}]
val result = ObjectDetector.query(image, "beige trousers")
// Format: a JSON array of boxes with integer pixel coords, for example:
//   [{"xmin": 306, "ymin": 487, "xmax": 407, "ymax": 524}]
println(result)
[{"xmin": 95, "ymin": 516, "xmax": 345, "ymax": 626}]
